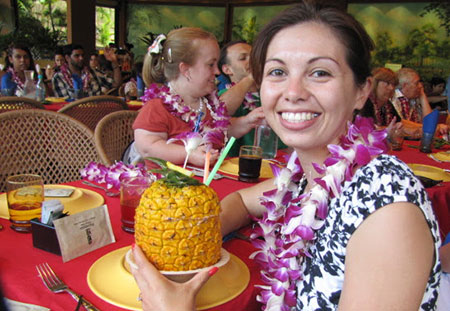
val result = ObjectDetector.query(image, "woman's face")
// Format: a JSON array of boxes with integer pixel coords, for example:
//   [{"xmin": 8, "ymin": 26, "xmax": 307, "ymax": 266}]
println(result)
[
  {"xmin": 186, "ymin": 39, "xmax": 220, "ymax": 96},
  {"xmin": 9, "ymin": 48, "xmax": 31, "ymax": 72},
  {"xmin": 89, "ymin": 55, "xmax": 99, "ymax": 70},
  {"xmin": 260, "ymin": 22, "xmax": 369, "ymax": 153},
  {"xmin": 375, "ymin": 80, "xmax": 395, "ymax": 104},
  {"xmin": 54, "ymin": 54, "xmax": 65, "ymax": 67}
]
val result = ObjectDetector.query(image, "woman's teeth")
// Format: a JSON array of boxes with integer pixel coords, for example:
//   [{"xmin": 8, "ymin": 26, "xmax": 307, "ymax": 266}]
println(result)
[{"xmin": 281, "ymin": 112, "xmax": 319, "ymax": 122}]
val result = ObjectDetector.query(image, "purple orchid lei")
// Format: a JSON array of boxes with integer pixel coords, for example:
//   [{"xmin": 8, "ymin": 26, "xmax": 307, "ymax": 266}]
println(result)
[
  {"xmin": 250, "ymin": 116, "xmax": 388, "ymax": 310},
  {"xmin": 7, "ymin": 67, "xmax": 25, "ymax": 92},
  {"xmin": 80, "ymin": 161, "xmax": 150, "ymax": 190}
]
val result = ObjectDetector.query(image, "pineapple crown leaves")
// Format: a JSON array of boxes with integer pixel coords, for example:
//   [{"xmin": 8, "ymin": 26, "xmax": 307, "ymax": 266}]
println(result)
[{"xmin": 146, "ymin": 157, "xmax": 201, "ymax": 187}]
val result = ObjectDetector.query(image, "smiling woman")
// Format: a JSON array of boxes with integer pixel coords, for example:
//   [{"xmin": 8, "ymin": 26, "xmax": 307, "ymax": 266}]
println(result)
[{"xmin": 129, "ymin": 2, "xmax": 441, "ymax": 311}]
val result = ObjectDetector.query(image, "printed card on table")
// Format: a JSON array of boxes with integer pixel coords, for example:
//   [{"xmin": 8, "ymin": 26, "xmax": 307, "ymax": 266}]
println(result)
[{"xmin": 53, "ymin": 205, "xmax": 115, "ymax": 262}]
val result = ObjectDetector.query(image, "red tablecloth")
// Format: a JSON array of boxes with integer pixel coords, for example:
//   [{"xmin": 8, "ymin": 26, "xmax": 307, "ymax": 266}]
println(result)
[
  {"xmin": 0, "ymin": 178, "xmax": 262, "ymax": 311},
  {"xmin": 389, "ymin": 140, "xmax": 450, "ymax": 239},
  {"xmin": 1, "ymin": 145, "xmax": 448, "ymax": 310}
]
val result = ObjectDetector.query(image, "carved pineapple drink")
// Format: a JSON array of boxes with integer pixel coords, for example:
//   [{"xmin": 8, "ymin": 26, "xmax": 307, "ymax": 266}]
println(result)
[{"xmin": 134, "ymin": 162, "xmax": 222, "ymax": 271}]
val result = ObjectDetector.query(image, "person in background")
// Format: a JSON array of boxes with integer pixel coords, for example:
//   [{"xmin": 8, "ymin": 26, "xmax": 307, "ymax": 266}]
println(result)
[
  {"xmin": 218, "ymin": 41, "xmax": 256, "ymax": 115},
  {"xmin": 392, "ymin": 68, "xmax": 432, "ymax": 123},
  {"xmin": 358, "ymin": 67, "xmax": 400, "ymax": 127},
  {"xmin": 45, "ymin": 46, "xmax": 65, "ymax": 80},
  {"xmin": 130, "ymin": 2, "xmax": 440, "ymax": 311},
  {"xmin": 121, "ymin": 61, "xmax": 143, "ymax": 100},
  {"xmin": 131, "ymin": 27, "xmax": 264, "ymax": 168},
  {"xmin": 393, "ymin": 68, "xmax": 448, "ymax": 136},
  {"xmin": 426, "ymin": 77, "xmax": 447, "ymax": 111},
  {"xmin": 52, "ymin": 44, "xmax": 121, "ymax": 98},
  {"xmin": 218, "ymin": 40, "xmax": 288, "ymax": 156},
  {"xmin": 88, "ymin": 52, "xmax": 122, "ymax": 94},
  {"xmin": 1, "ymin": 42, "xmax": 36, "ymax": 96}
]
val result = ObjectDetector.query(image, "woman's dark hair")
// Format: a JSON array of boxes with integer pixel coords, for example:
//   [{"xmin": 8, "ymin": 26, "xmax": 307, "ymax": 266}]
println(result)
[
  {"xmin": 430, "ymin": 77, "xmax": 445, "ymax": 87},
  {"xmin": 251, "ymin": 0, "xmax": 374, "ymax": 87},
  {"xmin": 5, "ymin": 42, "xmax": 35, "ymax": 71}
]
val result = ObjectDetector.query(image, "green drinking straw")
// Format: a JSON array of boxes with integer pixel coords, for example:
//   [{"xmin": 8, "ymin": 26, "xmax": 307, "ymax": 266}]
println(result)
[{"xmin": 205, "ymin": 136, "xmax": 236, "ymax": 186}]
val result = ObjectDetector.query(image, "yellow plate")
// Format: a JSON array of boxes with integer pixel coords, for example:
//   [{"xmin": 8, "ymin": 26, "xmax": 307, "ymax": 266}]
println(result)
[
  {"xmin": 219, "ymin": 158, "xmax": 278, "ymax": 179},
  {"xmin": 45, "ymin": 97, "xmax": 67, "ymax": 103},
  {"xmin": 87, "ymin": 246, "xmax": 250, "ymax": 310},
  {"xmin": 0, "ymin": 185, "xmax": 104, "ymax": 220},
  {"xmin": 127, "ymin": 100, "xmax": 143, "ymax": 106},
  {"xmin": 408, "ymin": 164, "xmax": 450, "ymax": 182},
  {"xmin": 429, "ymin": 152, "xmax": 450, "ymax": 162}
]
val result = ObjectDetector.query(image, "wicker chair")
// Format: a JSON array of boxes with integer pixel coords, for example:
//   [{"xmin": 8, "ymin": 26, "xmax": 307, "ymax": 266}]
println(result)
[
  {"xmin": 94, "ymin": 110, "xmax": 138, "ymax": 165},
  {"xmin": 57, "ymin": 95, "xmax": 128, "ymax": 131},
  {"xmin": 0, "ymin": 96, "xmax": 45, "ymax": 113},
  {"xmin": 0, "ymin": 109, "xmax": 100, "ymax": 192}
]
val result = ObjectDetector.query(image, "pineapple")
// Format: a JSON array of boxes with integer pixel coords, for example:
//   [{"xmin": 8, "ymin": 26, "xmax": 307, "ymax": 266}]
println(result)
[{"xmin": 134, "ymin": 159, "xmax": 222, "ymax": 271}]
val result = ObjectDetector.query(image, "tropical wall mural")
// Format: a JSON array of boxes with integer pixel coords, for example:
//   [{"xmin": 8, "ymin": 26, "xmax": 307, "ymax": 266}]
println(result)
[
  {"xmin": 127, "ymin": 4, "xmax": 225, "ymax": 61},
  {"xmin": 348, "ymin": 2, "xmax": 449, "ymax": 81},
  {"xmin": 232, "ymin": 5, "xmax": 289, "ymax": 43}
]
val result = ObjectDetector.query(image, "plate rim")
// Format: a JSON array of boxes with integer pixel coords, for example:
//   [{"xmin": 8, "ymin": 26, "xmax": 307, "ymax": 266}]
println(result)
[{"xmin": 87, "ymin": 246, "xmax": 250, "ymax": 310}]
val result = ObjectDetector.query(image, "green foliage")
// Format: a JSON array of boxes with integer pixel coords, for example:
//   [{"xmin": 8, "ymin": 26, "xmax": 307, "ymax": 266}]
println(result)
[
  {"xmin": 146, "ymin": 157, "xmax": 201, "ymax": 187},
  {"xmin": 420, "ymin": 2, "xmax": 450, "ymax": 36},
  {"xmin": 232, "ymin": 16, "xmax": 258, "ymax": 44},
  {"xmin": 0, "ymin": 0, "xmax": 66, "ymax": 59},
  {"xmin": 371, "ymin": 23, "xmax": 449, "ymax": 81},
  {"xmin": 96, "ymin": 6, "xmax": 115, "ymax": 48},
  {"xmin": 140, "ymin": 32, "xmax": 157, "ymax": 46},
  {"xmin": 0, "ymin": 15, "xmax": 64, "ymax": 59}
]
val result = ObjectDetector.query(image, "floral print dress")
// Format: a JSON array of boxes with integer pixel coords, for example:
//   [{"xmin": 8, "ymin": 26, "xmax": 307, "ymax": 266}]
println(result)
[{"xmin": 296, "ymin": 155, "xmax": 441, "ymax": 310}]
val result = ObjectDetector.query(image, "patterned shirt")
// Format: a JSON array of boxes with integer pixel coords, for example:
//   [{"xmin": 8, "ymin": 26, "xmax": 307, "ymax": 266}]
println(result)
[
  {"xmin": 52, "ymin": 67, "xmax": 113, "ymax": 98},
  {"xmin": 296, "ymin": 155, "xmax": 441, "ymax": 310},
  {"xmin": 392, "ymin": 89, "xmax": 423, "ymax": 122}
]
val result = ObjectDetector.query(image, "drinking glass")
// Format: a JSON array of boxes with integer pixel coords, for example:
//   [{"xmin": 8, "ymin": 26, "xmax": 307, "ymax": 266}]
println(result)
[
  {"xmin": 120, "ymin": 176, "xmax": 151, "ymax": 233},
  {"xmin": 420, "ymin": 132, "xmax": 434, "ymax": 153},
  {"xmin": 254, "ymin": 125, "xmax": 278, "ymax": 159},
  {"xmin": 238, "ymin": 145, "xmax": 263, "ymax": 183},
  {"xmin": 7, "ymin": 174, "xmax": 44, "ymax": 233},
  {"xmin": 387, "ymin": 128, "xmax": 405, "ymax": 151}
]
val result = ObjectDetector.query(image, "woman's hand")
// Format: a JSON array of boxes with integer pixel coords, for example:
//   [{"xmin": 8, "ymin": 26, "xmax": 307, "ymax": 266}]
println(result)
[
  {"xmin": 228, "ymin": 107, "xmax": 266, "ymax": 139},
  {"xmin": 103, "ymin": 47, "xmax": 118, "ymax": 63},
  {"xmin": 189, "ymin": 145, "xmax": 219, "ymax": 167},
  {"xmin": 436, "ymin": 123, "xmax": 449, "ymax": 137},
  {"xmin": 131, "ymin": 244, "xmax": 217, "ymax": 311}
]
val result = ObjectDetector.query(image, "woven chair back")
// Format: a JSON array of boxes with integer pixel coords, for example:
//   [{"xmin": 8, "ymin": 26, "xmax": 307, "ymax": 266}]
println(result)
[
  {"xmin": 0, "ymin": 109, "xmax": 100, "ymax": 192},
  {"xmin": 0, "ymin": 96, "xmax": 45, "ymax": 113},
  {"xmin": 94, "ymin": 110, "xmax": 138, "ymax": 165},
  {"xmin": 57, "ymin": 95, "xmax": 128, "ymax": 131}
]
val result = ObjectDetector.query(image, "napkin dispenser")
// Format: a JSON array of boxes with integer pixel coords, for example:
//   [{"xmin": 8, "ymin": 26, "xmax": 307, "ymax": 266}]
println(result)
[{"xmin": 31, "ymin": 218, "xmax": 61, "ymax": 256}]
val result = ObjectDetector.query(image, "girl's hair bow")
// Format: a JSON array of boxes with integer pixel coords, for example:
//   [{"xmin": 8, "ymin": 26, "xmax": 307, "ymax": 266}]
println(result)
[{"xmin": 148, "ymin": 34, "xmax": 167, "ymax": 55}]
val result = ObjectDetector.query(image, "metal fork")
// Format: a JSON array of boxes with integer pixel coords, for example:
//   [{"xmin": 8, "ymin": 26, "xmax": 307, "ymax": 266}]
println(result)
[
  {"xmin": 82, "ymin": 180, "xmax": 119, "ymax": 197},
  {"xmin": 36, "ymin": 263, "xmax": 100, "ymax": 311}
]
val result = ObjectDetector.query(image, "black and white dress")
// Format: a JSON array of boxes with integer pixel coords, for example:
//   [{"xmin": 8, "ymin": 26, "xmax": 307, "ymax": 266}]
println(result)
[{"xmin": 296, "ymin": 155, "xmax": 441, "ymax": 310}]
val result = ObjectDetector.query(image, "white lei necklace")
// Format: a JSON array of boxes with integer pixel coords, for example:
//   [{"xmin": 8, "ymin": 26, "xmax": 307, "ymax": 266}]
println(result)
[{"xmin": 251, "ymin": 116, "xmax": 388, "ymax": 310}]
